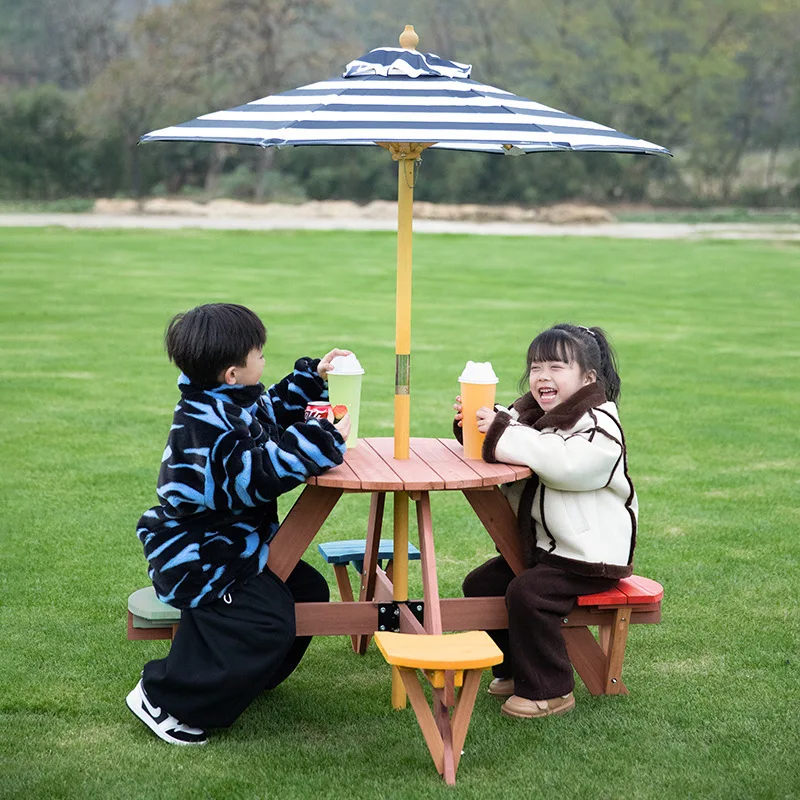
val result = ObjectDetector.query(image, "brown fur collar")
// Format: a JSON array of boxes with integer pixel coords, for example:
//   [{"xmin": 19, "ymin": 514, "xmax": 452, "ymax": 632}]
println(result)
[{"xmin": 512, "ymin": 382, "xmax": 608, "ymax": 431}]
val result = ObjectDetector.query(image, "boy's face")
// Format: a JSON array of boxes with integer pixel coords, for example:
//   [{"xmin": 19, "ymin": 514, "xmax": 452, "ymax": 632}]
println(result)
[{"xmin": 225, "ymin": 348, "xmax": 265, "ymax": 386}]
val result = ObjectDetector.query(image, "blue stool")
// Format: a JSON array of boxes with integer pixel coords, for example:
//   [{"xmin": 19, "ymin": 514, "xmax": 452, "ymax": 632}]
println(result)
[
  {"xmin": 318, "ymin": 538, "xmax": 421, "ymax": 577},
  {"xmin": 318, "ymin": 539, "xmax": 421, "ymax": 652}
]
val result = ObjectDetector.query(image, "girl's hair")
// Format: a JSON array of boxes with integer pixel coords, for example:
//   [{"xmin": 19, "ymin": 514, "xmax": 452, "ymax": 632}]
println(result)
[
  {"xmin": 520, "ymin": 323, "xmax": 621, "ymax": 402},
  {"xmin": 164, "ymin": 303, "xmax": 267, "ymax": 387}
]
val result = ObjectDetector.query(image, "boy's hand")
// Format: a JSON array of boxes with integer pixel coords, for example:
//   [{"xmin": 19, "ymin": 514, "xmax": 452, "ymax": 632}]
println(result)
[
  {"xmin": 329, "ymin": 410, "xmax": 351, "ymax": 441},
  {"xmin": 317, "ymin": 349, "xmax": 352, "ymax": 380},
  {"xmin": 476, "ymin": 406, "xmax": 496, "ymax": 434},
  {"xmin": 453, "ymin": 395, "xmax": 463, "ymax": 427}
]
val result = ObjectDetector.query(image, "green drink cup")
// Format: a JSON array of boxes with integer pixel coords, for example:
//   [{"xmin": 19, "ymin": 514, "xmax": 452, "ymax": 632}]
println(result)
[{"xmin": 327, "ymin": 354, "xmax": 365, "ymax": 449}]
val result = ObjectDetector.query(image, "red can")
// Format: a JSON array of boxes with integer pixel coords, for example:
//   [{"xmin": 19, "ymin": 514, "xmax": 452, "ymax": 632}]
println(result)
[{"xmin": 304, "ymin": 401, "xmax": 332, "ymax": 421}]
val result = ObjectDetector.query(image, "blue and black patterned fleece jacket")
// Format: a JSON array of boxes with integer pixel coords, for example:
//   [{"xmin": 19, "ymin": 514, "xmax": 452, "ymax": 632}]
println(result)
[{"xmin": 136, "ymin": 357, "xmax": 345, "ymax": 609}]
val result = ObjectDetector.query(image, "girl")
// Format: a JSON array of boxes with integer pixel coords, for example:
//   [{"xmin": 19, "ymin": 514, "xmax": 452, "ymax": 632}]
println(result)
[{"xmin": 454, "ymin": 323, "xmax": 637, "ymax": 719}]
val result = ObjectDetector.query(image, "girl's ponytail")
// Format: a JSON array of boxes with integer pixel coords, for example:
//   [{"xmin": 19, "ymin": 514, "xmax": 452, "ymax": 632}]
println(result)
[{"xmin": 588, "ymin": 327, "xmax": 621, "ymax": 403}]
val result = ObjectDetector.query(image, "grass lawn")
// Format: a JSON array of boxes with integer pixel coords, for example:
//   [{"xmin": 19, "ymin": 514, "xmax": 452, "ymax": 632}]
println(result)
[{"xmin": 1, "ymin": 227, "xmax": 798, "ymax": 799}]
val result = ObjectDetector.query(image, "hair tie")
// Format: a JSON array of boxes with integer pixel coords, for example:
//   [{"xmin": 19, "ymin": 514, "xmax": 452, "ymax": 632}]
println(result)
[{"xmin": 579, "ymin": 325, "xmax": 597, "ymax": 338}]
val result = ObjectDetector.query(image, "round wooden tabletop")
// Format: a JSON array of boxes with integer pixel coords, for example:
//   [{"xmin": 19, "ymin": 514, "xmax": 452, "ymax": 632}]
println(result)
[{"xmin": 306, "ymin": 437, "xmax": 532, "ymax": 492}]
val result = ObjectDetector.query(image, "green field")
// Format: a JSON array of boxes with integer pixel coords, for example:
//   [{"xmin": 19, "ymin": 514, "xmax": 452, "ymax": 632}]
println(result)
[{"xmin": 1, "ymin": 227, "xmax": 798, "ymax": 799}]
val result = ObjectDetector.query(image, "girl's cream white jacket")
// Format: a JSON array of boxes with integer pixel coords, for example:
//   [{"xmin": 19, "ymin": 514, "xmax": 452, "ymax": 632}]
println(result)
[{"xmin": 482, "ymin": 383, "xmax": 637, "ymax": 579}]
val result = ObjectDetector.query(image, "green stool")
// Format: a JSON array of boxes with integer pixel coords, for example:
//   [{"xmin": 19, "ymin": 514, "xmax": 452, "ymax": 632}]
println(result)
[{"xmin": 127, "ymin": 586, "xmax": 181, "ymax": 641}]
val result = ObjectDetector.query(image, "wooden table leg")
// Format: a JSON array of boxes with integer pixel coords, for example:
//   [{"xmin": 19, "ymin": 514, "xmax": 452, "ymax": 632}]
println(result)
[
  {"xmin": 562, "ymin": 625, "xmax": 629, "ymax": 696},
  {"xmin": 415, "ymin": 492, "xmax": 443, "ymax": 635},
  {"xmin": 392, "ymin": 491, "xmax": 410, "ymax": 709},
  {"xmin": 268, "ymin": 485, "xmax": 343, "ymax": 581},
  {"xmin": 355, "ymin": 492, "xmax": 386, "ymax": 654},
  {"xmin": 462, "ymin": 487, "xmax": 525, "ymax": 575}
]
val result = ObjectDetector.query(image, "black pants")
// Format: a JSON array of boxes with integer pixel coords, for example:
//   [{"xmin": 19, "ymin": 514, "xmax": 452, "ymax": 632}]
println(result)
[
  {"xmin": 142, "ymin": 560, "xmax": 329, "ymax": 729},
  {"xmin": 463, "ymin": 556, "xmax": 617, "ymax": 701}
]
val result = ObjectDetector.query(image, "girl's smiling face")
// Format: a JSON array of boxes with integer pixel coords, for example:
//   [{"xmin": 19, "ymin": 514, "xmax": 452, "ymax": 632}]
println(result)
[{"xmin": 529, "ymin": 359, "xmax": 596, "ymax": 411}]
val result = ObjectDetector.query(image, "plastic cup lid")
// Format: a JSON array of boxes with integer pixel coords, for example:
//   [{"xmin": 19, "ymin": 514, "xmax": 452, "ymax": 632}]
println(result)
[
  {"xmin": 458, "ymin": 360, "xmax": 499, "ymax": 384},
  {"xmin": 329, "ymin": 353, "xmax": 365, "ymax": 375}
]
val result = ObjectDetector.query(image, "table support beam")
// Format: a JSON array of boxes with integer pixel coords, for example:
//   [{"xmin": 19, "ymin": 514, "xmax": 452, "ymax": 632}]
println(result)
[
  {"xmin": 415, "ymin": 492, "xmax": 442, "ymax": 634},
  {"xmin": 462, "ymin": 487, "xmax": 525, "ymax": 575},
  {"xmin": 269, "ymin": 485, "xmax": 343, "ymax": 581}
]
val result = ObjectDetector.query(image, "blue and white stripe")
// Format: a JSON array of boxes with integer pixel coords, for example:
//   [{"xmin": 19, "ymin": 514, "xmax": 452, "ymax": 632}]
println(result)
[
  {"xmin": 140, "ymin": 47, "xmax": 670, "ymax": 157},
  {"xmin": 137, "ymin": 357, "xmax": 345, "ymax": 609}
]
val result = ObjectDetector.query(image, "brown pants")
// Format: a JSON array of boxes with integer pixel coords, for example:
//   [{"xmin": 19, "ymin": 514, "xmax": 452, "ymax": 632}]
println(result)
[{"xmin": 463, "ymin": 557, "xmax": 617, "ymax": 701}]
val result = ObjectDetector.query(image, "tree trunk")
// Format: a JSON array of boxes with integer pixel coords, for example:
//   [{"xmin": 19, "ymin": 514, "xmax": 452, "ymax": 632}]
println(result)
[
  {"xmin": 254, "ymin": 147, "xmax": 276, "ymax": 202},
  {"xmin": 130, "ymin": 140, "xmax": 141, "ymax": 201},
  {"xmin": 204, "ymin": 143, "xmax": 231, "ymax": 198}
]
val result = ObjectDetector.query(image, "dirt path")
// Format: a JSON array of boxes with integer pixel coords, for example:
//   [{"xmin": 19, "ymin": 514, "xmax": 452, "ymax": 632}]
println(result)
[{"xmin": 2, "ymin": 210, "xmax": 799, "ymax": 240}]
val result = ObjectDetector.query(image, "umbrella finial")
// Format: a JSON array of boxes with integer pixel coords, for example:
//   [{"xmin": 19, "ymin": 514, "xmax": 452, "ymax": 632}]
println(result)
[{"xmin": 399, "ymin": 25, "xmax": 419, "ymax": 50}]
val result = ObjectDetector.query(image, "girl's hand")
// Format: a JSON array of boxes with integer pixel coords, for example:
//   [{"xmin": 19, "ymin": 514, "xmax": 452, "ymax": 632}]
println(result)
[
  {"xmin": 476, "ymin": 406, "xmax": 496, "ymax": 433},
  {"xmin": 328, "ymin": 409, "xmax": 351, "ymax": 441},
  {"xmin": 453, "ymin": 395, "xmax": 463, "ymax": 427},
  {"xmin": 317, "ymin": 349, "xmax": 352, "ymax": 380}
]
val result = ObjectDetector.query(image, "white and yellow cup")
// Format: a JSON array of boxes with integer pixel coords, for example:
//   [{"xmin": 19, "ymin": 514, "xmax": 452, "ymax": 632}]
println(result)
[{"xmin": 458, "ymin": 361, "xmax": 499, "ymax": 460}]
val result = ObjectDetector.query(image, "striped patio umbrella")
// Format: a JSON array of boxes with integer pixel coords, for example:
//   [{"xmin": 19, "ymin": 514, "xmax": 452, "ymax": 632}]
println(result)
[{"xmin": 141, "ymin": 25, "xmax": 671, "ymax": 461}]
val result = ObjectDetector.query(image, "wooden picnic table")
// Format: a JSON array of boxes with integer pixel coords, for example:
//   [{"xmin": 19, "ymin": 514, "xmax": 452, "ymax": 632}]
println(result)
[
  {"xmin": 268, "ymin": 437, "xmax": 532, "ymax": 638},
  {"xmin": 129, "ymin": 435, "xmax": 663, "ymax": 702}
]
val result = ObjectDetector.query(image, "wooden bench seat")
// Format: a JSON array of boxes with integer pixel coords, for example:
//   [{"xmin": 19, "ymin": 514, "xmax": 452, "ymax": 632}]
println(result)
[
  {"xmin": 567, "ymin": 574, "xmax": 663, "ymax": 695},
  {"xmin": 126, "ymin": 575, "xmax": 663, "ymax": 698},
  {"xmin": 374, "ymin": 631, "xmax": 503, "ymax": 786}
]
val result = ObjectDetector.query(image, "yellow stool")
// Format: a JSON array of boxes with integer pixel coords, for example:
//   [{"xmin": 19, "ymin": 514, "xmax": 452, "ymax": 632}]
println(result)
[{"xmin": 373, "ymin": 631, "xmax": 503, "ymax": 786}]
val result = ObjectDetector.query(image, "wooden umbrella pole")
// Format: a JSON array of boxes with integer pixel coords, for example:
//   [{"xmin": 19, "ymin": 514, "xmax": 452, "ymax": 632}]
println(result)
[
  {"xmin": 395, "ymin": 151, "xmax": 415, "ymax": 459},
  {"xmin": 375, "ymin": 141, "xmax": 432, "ymax": 459}
]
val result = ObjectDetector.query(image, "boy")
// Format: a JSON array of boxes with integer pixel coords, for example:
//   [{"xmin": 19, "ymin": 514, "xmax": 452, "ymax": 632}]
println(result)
[{"xmin": 126, "ymin": 303, "xmax": 352, "ymax": 745}]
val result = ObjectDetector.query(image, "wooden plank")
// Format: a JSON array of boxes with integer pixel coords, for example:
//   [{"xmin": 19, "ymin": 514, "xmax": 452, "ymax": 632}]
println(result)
[
  {"xmin": 437, "ymin": 438, "xmax": 531, "ymax": 486},
  {"xmin": 617, "ymin": 575, "xmax": 664, "ymax": 604},
  {"xmin": 368, "ymin": 437, "xmax": 446, "ymax": 490},
  {"xmin": 562, "ymin": 626, "xmax": 615, "ymax": 696},
  {"xmin": 332, "ymin": 564, "xmax": 354, "ymax": 603},
  {"xmin": 292, "ymin": 597, "xmax": 660, "ymax": 637},
  {"xmin": 435, "ymin": 688, "xmax": 457, "ymax": 786},
  {"xmin": 359, "ymin": 494, "xmax": 387, "ymax": 601},
  {"xmin": 415, "ymin": 492, "xmax": 443, "ymax": 634},
  {"xmin": 567, "ymin": 606, "xmax": 661, "ymax": 626},
  {"xmin": 439, "ymin": 596, "xmax": 508, "ymax": 631},
  {"xmin": 127, "ymin": 613, "xmax": 172, "ymax": 641},
  {"xmin": 576, "ymin": 586, "xmax": 628, "ymax": 606},
  {"xmin": 373, "ymin": 566, "xmax": 395, "ymax": 602},
  {"xmin": 604, "ymin": 607, "xmax": 631, "ymax": 694},
  {"xmin": 408, "ymin": 437, "xmax": 485, "ymax": 490},
  {"xmin": 295, "ymin": 601, "xmax": 378, "ymax": 636},
  {"xmin": 269, "ymin": 485, "xmax": 343, "ymax": 580},
  {"xmin": 307, "ymin": 456, "xmax": 362, "ymax": 489},
  {"xmin": 399, "ymin": 669, "xmax": 445, "ymax": 775},
  {"xmin": 451, "ymin": 669, "xmax": 482, "ymax": 775},
  {"xmin": 399, "ymin": 603, "xmax": 427, "ymax": 635},
  {"xmin": 462, "ymin": 488, "xmax": 526, "ymax": 575},
  {"xmin": 355, "ymin": 492, "xmax": 387, "ymax": 654},
  {"xmin": 340, "ymin": 439, "xmax": 405, "ymax": 491}
]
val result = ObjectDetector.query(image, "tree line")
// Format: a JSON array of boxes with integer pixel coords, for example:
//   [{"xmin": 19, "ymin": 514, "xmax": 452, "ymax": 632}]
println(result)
[{"xmin": 1, "ymin": 0, "xmax": 799, "ymax": 207}]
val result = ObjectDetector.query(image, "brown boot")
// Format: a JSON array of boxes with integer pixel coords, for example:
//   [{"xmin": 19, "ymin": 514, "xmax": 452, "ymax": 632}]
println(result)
[
  {"xmin": 500, "ymin": 692, "xmax": 575, "ymax": 719},
  {"xmin": 487, "ymin": 677, "xmax": 514, "ymax": 697}
]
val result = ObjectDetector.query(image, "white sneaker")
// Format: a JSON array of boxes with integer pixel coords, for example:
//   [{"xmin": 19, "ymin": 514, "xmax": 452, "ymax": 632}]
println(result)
[{"xmin": 125, "ymin": 679, "xmax": 207, "ymax": 745}]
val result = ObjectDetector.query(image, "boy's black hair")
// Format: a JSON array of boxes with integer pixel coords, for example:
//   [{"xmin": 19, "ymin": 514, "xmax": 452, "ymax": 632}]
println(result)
[
  {"xmin": 164, "ymin": 303, "xmax": 267, "ymax": 387},
  {"xmin": 520, "ymin": 323, "xmax": 621, "ymax": 402}
]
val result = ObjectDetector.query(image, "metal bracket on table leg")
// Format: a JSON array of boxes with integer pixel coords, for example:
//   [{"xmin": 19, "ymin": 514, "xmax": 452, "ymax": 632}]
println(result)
[
  {"xmin": 407, "ymin": 601, "xmax": 424, "ymax": 625},
  {"xmin": 377, "ymin": 601, "xmax": 425, "ymax": 632},
  {"xmin": 378, "ymin": 603, "xmax": 401, "ymax": 632}
]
